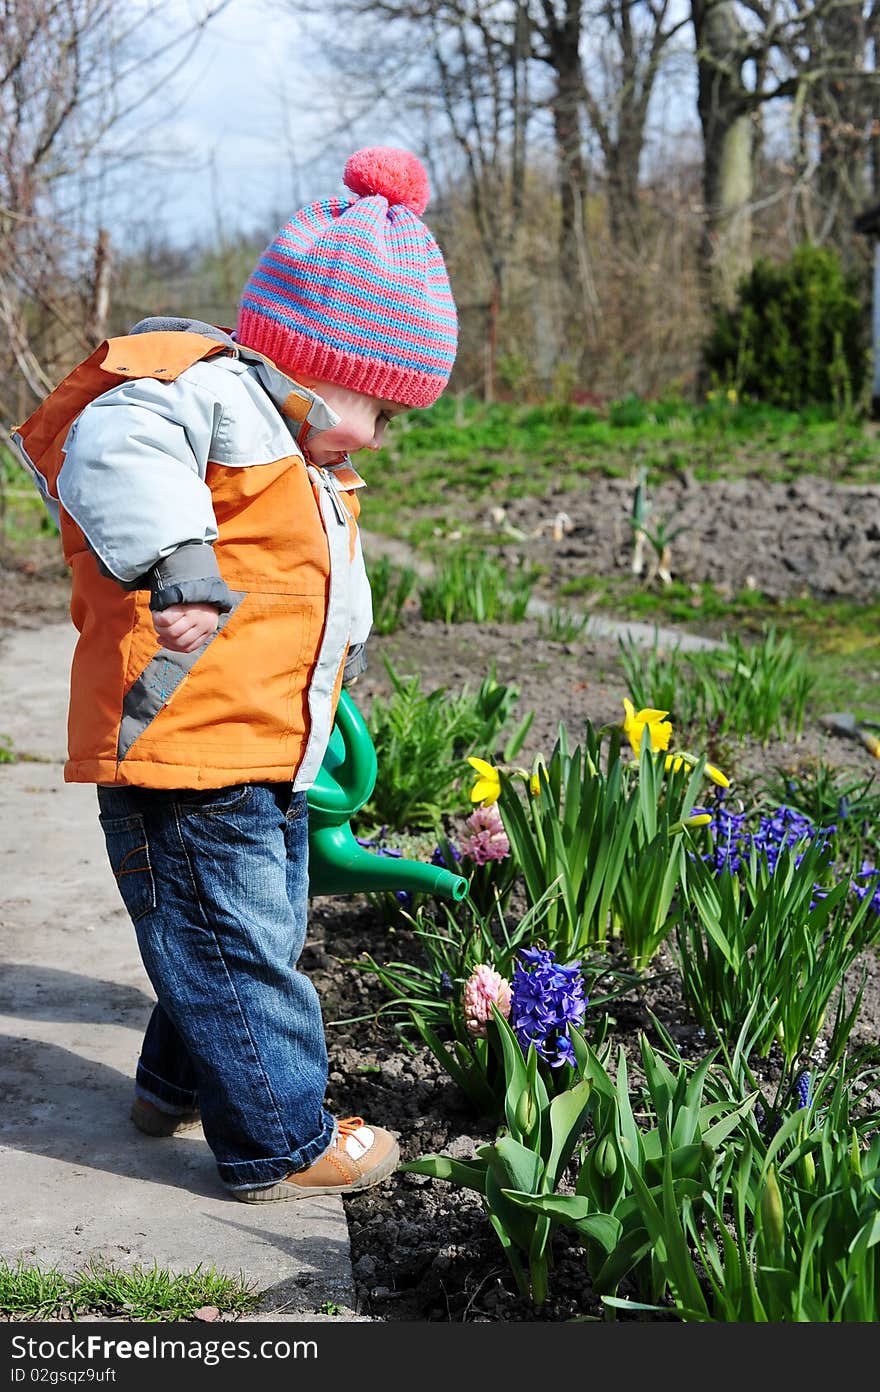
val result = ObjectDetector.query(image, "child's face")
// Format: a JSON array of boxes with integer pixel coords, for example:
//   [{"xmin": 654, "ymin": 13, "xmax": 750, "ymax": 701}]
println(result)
[{"xmin": 299, "ymin": 379, "xmax": 404, "ymax": 467}]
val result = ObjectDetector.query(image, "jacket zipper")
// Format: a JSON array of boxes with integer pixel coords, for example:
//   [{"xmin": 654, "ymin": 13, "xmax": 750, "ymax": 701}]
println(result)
[{"xmin": 320, "ymin": 469, "xmax": 348, "ymax": 526}]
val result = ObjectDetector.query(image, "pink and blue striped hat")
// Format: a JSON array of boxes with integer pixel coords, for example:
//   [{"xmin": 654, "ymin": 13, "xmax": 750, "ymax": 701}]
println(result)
[{"xmin": 236, "ymin": 147, "xmax": 458, "ymax": 408}]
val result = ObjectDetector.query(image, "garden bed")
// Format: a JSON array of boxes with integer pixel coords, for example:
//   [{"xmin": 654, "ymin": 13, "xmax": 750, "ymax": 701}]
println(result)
[{"xmin": 307, "ymin": 610, "xmax": 880, "ymax": 1323}]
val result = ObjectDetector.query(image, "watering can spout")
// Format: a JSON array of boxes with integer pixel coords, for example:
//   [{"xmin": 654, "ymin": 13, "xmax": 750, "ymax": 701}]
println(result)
[
  {"xmin": 308, "ymin": 823, "xmax": 468, "ymax": 901},
  {"xmin": 306, "ymin": 688, "xmax": 469, "ymax": 903}
]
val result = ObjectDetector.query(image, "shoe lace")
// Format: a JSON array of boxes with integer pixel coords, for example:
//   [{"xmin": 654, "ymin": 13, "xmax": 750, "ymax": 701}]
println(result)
[{"xmin": 337, "ymin": 1116, "xmax": 365, "ymax": 1140}]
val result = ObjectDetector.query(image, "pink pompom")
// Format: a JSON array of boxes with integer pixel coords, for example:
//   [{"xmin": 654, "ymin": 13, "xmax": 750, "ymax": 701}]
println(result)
[{"xmin": 343, "ymin": 147, "xmax": 431, "ymax": 215}]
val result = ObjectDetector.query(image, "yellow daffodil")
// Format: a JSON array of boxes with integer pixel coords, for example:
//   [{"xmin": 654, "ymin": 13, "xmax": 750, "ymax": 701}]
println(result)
[
  {"xmin": 664, "ymin": 750, "xmax": 731, "ymax": 789},
  {"xmin": 622, "ymin": 698, "xmax": 672, "ymax": 758},
  {"xmin": 529, "ymin": 756, "xmax": 547, "ymax": 797},
  {"xmin": 467, "ymin": 756, "xmax": 501, "ymax": 806},
  {"xmin": 686, "ymin": 813, "xmax": 712, "ymax": 827}
]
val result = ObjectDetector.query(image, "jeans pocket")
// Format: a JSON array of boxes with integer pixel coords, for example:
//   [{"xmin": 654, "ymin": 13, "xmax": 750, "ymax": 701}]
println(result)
[
  {"xmin": 177, "ymin": 784, "xmax": 253, "ymax": 815},
  {"xmin": 98, "ymin": 812, "xmax": 156, "ymax": 921}
]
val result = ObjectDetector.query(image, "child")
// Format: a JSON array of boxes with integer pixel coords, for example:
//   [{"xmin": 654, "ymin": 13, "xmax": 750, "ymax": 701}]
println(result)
[{"xmin": 14, "ymin": 147, "xmax": 458, "ymax": 1201}]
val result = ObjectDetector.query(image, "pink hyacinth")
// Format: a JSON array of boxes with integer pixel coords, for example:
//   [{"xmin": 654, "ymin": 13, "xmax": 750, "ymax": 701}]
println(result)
[
  {"xmin": 462, "ymin": 964, "xmax": 512, "ymax": 1038},
  {"xmin": 460, "ymin": 802, "xmax": 510, "ymax": 866}
]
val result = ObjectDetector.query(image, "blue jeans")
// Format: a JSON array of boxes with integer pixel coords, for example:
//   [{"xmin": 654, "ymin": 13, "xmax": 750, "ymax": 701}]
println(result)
[{"xmin": 96, "ymin": 781, "xmax": 335, "ymax": 1191}]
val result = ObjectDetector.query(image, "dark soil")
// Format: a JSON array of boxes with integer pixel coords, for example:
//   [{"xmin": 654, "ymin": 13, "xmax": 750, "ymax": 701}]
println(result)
[
  {"xmin": 484, "ymin": 472, "xmax": 880, "ymax": 604},
  {"xmin": 2, "ymin": 468, "xmax": 880, "ymax": 1323}
]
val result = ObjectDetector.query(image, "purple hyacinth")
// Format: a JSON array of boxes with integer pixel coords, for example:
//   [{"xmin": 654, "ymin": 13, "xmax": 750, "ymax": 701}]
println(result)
[{"xmin": 509, "ymin": 947, "xmax": 587, "ymax": 1068}]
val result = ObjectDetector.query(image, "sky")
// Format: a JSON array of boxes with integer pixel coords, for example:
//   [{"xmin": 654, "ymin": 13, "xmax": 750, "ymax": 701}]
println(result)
[{"xmin": 102, "ymin": 0, "xmax": 398, "ymax": 248}]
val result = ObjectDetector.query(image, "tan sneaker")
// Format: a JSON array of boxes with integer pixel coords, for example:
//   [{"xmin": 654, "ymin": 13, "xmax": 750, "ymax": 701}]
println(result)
[
  {"xmin": 131, "ymin": 1096, "xmax": 201, "ymax": 1137},
  {"xmin": 235, "ymin": 1117, "xmax": 400, "ymax": 1203}
]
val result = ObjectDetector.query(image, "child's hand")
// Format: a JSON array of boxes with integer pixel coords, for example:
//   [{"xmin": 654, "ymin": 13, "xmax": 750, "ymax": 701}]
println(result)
[{"xmin": 153, "ymin": 603, "xmax": 220, "ymax": 653}]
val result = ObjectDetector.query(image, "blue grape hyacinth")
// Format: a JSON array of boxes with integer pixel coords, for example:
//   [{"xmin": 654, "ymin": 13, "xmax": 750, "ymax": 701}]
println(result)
[
  {"xmin": 851, "ymin": 861, "xmax": 880, "ymax": 914},
  {"xmin": 510, "ymin": 947, "xmax": 587, "ymax": 1067},
  {"xmin": 700, "ymin": 798, "xmax": 838, "ymax": 905}
]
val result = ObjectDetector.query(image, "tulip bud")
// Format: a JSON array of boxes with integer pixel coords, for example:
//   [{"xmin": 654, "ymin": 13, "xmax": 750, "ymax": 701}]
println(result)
[
  {"xmin": 761, "ymin": 1165, "xmax": 785, "ymax": 1253},
  {"xmin": 515, "ymin": 1089, "xmax": 538, "ymax": 1137},
  {"xmin": 594, "ymin": 1136, "xmax": 618, "ymax": 1178},
  {"xmin": 800, "ymin": 1149, "xmax": 816, "ymax": 1187},
  {"xmin": 851, "ymin": 1129, "xmax": 862, "ymax": 1178}
]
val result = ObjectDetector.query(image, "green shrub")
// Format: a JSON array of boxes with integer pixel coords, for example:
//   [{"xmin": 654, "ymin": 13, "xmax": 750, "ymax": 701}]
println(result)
[
  {"xmin": 702, "ymin": 243, "xmax": 866, "ymax": 410},
  {"xmin": 609, "ymin": 394, "xmax": 649, "ymax": 428}
]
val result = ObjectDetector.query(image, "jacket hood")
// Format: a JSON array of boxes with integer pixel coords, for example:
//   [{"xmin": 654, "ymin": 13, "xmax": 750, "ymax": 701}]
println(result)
[{"xmin": 128, "ymin": 316, "xmax": 236, "ymax": 346}]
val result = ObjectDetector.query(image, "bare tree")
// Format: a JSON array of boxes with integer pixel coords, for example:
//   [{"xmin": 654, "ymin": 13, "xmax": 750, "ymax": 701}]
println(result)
[
  {"xmin": 692, "ymin": 2, "xmax": 879, "ymax": 311},
  {"xmin": 420, "ymin": 2, "xmax": 532, "ymax": 399},
  {"xmin": 522, "ymin": 0, "xmax": 591, "ymax": 356},
  {"xmin": 793, "ymin": 1, "xmax": 876, "ymax": 259},
  {"xmin": 557, "ymin": 2, "xmax": 689, "ymax": 256},
  {"xmin": 279, "ymin": 1, "xmax": 535, "ymax": 398},
  {"xmin": 0, "ymin": 0, "xmax": 229, "ymax": 425}
]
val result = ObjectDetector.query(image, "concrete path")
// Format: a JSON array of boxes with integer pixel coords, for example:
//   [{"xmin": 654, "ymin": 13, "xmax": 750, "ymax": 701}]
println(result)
[{"xmin": 0, "ymin": 622, "xmax": 358, "ymax": 1321}]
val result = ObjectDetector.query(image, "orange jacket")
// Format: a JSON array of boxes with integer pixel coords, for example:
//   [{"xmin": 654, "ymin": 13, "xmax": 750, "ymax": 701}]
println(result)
[{"xmin": 14, "ymin": 326, "xmax": 372, "ymax": 790}]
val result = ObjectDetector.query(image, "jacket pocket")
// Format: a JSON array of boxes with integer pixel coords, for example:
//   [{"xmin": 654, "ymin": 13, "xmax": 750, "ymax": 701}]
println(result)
[{"xmin": 98, "ymin": 812, "xmax": 156, "ymax": 921}]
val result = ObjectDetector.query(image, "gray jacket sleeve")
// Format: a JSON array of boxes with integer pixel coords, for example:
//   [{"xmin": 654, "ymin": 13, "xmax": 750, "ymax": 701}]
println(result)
[{"xmin": 57, "ymin": 372, "xmax": 234, "ymax": 611}]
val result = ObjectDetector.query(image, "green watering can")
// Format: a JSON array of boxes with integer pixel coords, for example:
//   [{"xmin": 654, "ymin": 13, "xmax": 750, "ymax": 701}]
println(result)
[{"xmin": 306, "ymin": 688, "xmax": 468, "ymax": 902}]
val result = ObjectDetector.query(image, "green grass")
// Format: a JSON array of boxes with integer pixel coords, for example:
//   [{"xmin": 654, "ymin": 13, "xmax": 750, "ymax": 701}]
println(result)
[
  {"xmin": 1, "ymin": 444, "xmax": 58, "ymax": 545},
  {"xmin": 418, "ymin": 547, "xmax": 538, "ymax": 624},
  {"xmin": 618, "ymin": 624, "xmax": 813, "ymax": 743},
  {"xmin": 0, "ymin": 1258, "xmax": 260, "ymax": 1322}
]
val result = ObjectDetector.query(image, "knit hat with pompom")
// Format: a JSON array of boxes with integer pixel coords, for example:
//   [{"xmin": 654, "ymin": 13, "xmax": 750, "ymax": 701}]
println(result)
[{"xmin": 236, "ymin": 147, "xmax": 458, "ymax": 407}]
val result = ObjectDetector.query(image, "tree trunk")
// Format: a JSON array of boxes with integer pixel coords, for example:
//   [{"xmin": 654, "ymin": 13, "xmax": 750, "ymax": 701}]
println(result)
[
  {"xmin": 551, "ymin": 73, "xmax": 591, "ymax": 354},
  {"xmin": 606, "ymin": 117, "xmax": 645, "ymax": 254},
  {"xmin": 85, "ymin": 228, "xmax": 113, "ymax": 348},
  {"xmin": 693, "ymin": 0, "xmax": 753, "ymax": 311},
  {"xmin": 485, "ymin": 275, "xmax": 500, "ymax": 402}
]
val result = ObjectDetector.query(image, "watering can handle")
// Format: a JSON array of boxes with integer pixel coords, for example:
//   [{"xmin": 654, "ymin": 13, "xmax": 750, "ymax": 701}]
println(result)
[{"xmin": 306, "ymin": 688, "xmax": 378, "ymax": 823}]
